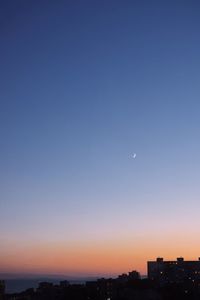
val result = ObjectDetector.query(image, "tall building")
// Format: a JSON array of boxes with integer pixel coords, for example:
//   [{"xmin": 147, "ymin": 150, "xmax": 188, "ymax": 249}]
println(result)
[{"xmin": 148, "ymin": 257, "xmax": 200, "ymax": 286}]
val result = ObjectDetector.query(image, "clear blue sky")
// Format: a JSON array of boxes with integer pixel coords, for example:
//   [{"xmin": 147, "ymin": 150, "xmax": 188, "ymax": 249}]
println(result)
[{"xmin": 1, "ymin": 0, "xmax": 200, "ymax": 275}]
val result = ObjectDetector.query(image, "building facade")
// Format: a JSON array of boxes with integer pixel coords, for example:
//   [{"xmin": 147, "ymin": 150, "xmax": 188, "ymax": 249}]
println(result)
[{"xmin": 148, "ymin": 257, "xmax": 200, "ymax": 286}]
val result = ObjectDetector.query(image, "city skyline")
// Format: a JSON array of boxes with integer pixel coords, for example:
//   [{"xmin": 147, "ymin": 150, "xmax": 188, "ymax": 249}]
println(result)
[{"xmin": 1, "ymin": 0, "xmax": 200, "ymax": 277}]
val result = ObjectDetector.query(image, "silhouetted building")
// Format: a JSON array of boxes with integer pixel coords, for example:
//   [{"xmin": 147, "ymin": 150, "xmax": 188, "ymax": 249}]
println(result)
[
  {"xmin": 0, "ymin": 280, "xmax": 5, "ymax": 300},
  {"xmin": 117, "ymin": 273, "xmax": 129, "ymax": 283},
  {"xmin": 117, "ymin": 270, "xmax": 141, "ymax": 282},
  {"xmin": 37, "ymin": 281, "xmax": 53, "ymax": 290},
  {"xmin": 60, "ymin": 280, "xmax": 69, "ymax": 287},
  {"xmin": 148, "ymin": 257, "xmax": 200, "ymax": 286},
  {"xmin": 86, "ymin": 278, "xmax": 115, "ymax": 300},
  {"xmin": 128, "ymin": 270, "xmax": 141, "ymax": 280}
]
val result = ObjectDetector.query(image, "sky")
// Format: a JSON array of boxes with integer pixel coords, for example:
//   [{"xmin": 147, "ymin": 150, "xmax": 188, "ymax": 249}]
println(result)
[{"xmin": 1, "ymin": 0, "xmax": 200, "ymax": 277}]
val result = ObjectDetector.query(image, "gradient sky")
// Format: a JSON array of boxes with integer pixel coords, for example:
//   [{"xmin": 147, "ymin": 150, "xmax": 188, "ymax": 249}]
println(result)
[{"xmin": 1, "ymin": 0, "xmax": 200, "ymax": 276}]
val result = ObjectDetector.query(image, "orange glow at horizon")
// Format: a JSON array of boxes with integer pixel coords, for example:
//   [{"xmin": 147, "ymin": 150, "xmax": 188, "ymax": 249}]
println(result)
[{"xmin": 1, "ymin": 234, "xmax": 200, "ymax": 276}]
